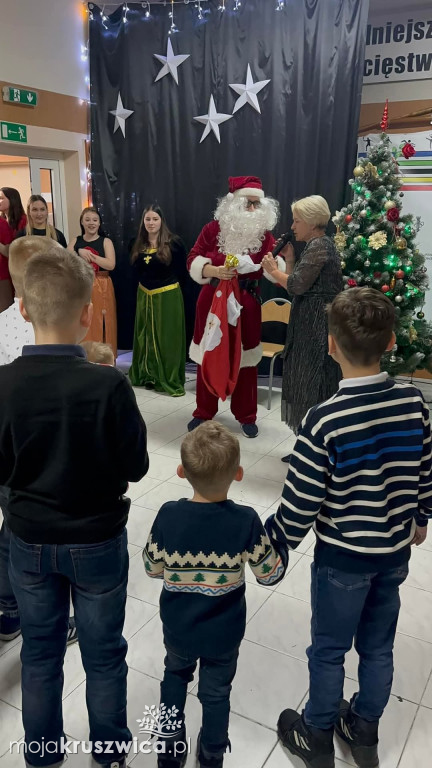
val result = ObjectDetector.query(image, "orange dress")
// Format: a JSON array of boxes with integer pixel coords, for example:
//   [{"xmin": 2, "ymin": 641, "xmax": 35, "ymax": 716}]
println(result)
[{"xmin": 74, "ymin": 235, "xmax": 117, "ymax": 357}]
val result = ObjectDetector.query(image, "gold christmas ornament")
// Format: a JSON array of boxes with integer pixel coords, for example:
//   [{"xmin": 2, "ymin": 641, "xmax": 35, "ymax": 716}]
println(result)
[
  {"xmin": 340, "ymin": 260, "xmax": 346, "ymax": 269},
  {"xmin": 353, "ymin": 165, "xmax": 364, "ymax": 177},
  {"xmin": 364, "ymin": 162, "xmax": 379, "ymax": 179},
  {"xmin": 334, "ymin": 232, "xmax": 347, "ymax": 252},
  {"xmin": 384, "ymin": 200, "xmax": 396, "ymax": 211},
  {"xmin": 368, "ymin": 231, "xmax": 387, "ymax": 250},
  {"xmin": 390, "ymin": 277, "xmax": 396, "ymax": 290},
  {"xmin": 224, "ymin": 254, "xmax": 239, "ymax": 268},
  {"xmin": 395, "ymin": 236, "xmax": 407, "ymax": 250},
  {"xmin": 409, "ymin": 326, "xmax": 418, "ymax": 343}
]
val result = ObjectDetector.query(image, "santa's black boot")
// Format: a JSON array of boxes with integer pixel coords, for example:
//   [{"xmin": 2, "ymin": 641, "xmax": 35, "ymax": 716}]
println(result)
[
  {"xmin": 335, "ymin": 699, "xmax": 379, "ymax": 768},
  {"xmin": 277, "ymin": 709, "xmax": 335, "ymax": 768}
]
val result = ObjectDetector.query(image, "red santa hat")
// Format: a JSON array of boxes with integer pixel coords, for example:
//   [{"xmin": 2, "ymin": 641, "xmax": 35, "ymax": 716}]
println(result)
[{"xmin": 228, "ymin": 176, "xmax": 264, "ymax": 199}]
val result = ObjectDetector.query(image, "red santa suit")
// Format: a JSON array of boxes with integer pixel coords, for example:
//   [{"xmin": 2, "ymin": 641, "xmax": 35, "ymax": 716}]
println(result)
[{"xmin": 188, "ymin": 219, "xmax": 276, "ymax": 425}]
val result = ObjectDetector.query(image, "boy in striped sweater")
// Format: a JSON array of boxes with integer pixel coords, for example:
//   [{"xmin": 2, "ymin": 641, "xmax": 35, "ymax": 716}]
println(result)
[
  {"xmin": 144, "ymin": 421, "xmax": 288, "ymax": 768},
  {"xmin": 267, "ymin": 287, "xmax": 432, "ymax": 768}
]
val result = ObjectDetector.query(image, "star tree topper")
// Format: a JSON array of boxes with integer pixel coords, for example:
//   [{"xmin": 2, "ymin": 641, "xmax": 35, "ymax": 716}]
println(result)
[
  {"xmin": 229, "ymin": 65, "xmax": 271, "ymax": 114},
  {"xmin": 154, "ymin": 39, "xmax": 190, "ymax": 85},
  {"xmin": 194, "ymin": 95, "xmax": 232, "ymax": 144},
  {"xmin": 109, "ymin": 93, "xmax": 134, "ymax": 137}
]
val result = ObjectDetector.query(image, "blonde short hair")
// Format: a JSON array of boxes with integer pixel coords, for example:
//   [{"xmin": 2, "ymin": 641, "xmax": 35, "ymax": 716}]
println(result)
[
  {"xmin": 180, "ymin": 422, "xmax": 240, "ymax": 495},
  {"xmin": 291, "ymin": 195, "xmax": 331, "ymax": 229},
  {"xmin": 22, "ymin": 247, "xmax": 94, "ymax": 328},
  {"xmin": 9, "ymin": 236, "xmax": 61, "ymax": 297},
  {"xmin": 82, "ymin": 341, "xmax": 115, "ymax": 365}
]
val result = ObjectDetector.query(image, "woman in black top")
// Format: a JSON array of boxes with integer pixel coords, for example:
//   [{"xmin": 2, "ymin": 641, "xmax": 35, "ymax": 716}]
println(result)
[
  {"xmin": 130, "ymin": 204, "xmax": 187, "ymax": 396},
  {"xmin": 68, "ymin": 207, "xmax": 117, "ymax": 357},
  {"xmin": 15, "ymin": 195, "xmax": 67, "ymax": 247},
  {"xmin": 262, "ymin": 195, "xmax": 343, "ymax": 459}
]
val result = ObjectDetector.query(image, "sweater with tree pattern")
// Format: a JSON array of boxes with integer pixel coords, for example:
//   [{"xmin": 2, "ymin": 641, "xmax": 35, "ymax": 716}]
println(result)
[{"xmin": 143, "ymin": 498, "xmax": 288, "ymax": 656}]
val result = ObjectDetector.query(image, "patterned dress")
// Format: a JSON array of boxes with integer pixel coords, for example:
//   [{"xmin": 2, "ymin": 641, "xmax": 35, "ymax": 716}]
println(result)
[{"xmin": 282, "ymin": 235, "xmax": 343, "ymax": 432}]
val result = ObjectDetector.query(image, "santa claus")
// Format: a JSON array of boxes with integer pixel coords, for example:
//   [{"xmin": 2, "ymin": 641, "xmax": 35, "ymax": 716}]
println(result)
[{"xmin": 187, "ymin": 175, "xmax": 284, "ymax": 437}]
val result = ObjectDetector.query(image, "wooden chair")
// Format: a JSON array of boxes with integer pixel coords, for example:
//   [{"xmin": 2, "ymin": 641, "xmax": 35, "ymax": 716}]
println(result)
[{"xmin": 261, "ymin": 298, "xmax": 291, "ymax": 410}]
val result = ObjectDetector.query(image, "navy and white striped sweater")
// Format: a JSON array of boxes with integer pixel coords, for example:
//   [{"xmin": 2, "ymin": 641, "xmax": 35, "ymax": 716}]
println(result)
[{"xmin": 267, "ymin": 374, "xmax": 432, "ymax": 572}]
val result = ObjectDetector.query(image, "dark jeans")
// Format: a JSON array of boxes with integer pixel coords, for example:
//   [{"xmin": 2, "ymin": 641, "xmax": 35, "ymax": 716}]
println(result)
[
  {"xmin": 9, "ymin": 528, "xmax": 131, "ymax": 767},
  {"xmin": 160, "ymin": 641, "xmax": 239, "ymax": 760},
  {"xmin": 304, "ymin": 562, "xmax": 409, "ymax": 730},
  {"xmin": 0, "ymin": 517, "xmax": 19, "ymax": 617}
]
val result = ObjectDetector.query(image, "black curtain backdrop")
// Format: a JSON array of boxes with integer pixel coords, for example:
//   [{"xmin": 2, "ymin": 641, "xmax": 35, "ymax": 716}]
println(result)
[{"xmin": 89, "ymin": 0, "xmax": 369, "ymax": 349}]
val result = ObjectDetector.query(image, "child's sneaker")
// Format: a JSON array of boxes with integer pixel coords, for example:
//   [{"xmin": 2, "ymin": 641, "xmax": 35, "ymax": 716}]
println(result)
[
  {"xmin": 0, "ymin": 613, "xmax": 21, "ymax": 641},
  {"xmin": 277, "ymin": 709, "xmax": 335, "ymax": 768},
  {"xmin": 335, "ymin": 699, "xmax": 379, "ymax": 768},
  {"xmin": 67, "ymin": 616, "xmax": 78, "ymax": 646},
  {"xmin": 196, "ymin": 730, "xmax": 228, "ymax": 768},
  {"xmin": 157, "ymin": 728, "xmax": 187, "ymax": 768}
]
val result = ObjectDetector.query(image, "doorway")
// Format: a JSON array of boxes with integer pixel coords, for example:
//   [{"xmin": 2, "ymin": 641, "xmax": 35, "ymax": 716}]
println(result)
[{"xmin": 0, "ymin": 155, "xmax": 65, "ymax": 236}]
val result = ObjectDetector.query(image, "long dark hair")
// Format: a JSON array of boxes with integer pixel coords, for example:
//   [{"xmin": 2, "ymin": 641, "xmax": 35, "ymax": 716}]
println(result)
[
  {"xmin": 0, "ymin": 187, "xmax": 25, "ymax": 232},
  {"xmin": 131, "ymin": 204, "xmax": 173, "ymax": 265}
]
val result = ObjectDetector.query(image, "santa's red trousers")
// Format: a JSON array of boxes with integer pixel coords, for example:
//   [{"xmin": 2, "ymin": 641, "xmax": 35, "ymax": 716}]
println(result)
[{"xmin": 193, "ymin": 365, "xmax": 258, "ymax": 424}]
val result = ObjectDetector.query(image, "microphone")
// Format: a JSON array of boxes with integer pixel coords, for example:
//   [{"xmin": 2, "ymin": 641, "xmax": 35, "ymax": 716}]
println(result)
[{"xmin": 272, "ymin": 231, "xmax": 293, "ymax": 257}]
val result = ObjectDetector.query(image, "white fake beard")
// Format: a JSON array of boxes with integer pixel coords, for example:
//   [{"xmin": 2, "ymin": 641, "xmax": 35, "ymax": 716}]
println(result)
[{"xmin": 215, "ymin": 195, "xmax": 279, "ymax": 255}]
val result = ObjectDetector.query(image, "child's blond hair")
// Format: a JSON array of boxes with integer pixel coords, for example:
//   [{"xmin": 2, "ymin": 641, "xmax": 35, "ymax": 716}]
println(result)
[
  {"xmin": 9, "ymin": 237, "xmax": 62, "ymax": 297},
  {"xmin": 22, "ymin": 247, "xmax": 94, "ymax": 328},
  {"xmin": 180, "ymin": 421, "xmax": 240, "ymax": 495},
  {"xmin": 82, "ymin": 341, "xmax": 115, "ymax": 366}
]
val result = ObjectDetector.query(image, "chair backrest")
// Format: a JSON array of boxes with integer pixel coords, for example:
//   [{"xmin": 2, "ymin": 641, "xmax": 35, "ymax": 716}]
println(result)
[
  {"xmin": 261, "ymin": 299, "xmax": 291, "ymax": 345},
  {"xmin": 261, "ymin": 299, "xmax": 291, "ymax": 325}
]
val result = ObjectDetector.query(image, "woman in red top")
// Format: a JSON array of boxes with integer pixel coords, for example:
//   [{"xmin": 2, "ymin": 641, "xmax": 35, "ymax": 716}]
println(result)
[{"xmin": 0, "ymin": 187, "xmax": 26, "ymax": 312}]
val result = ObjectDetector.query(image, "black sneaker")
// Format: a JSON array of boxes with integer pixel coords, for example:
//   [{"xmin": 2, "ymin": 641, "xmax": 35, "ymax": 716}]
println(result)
[
  {"xmin": 335, "ymin": 699, "xmax": 379, "ymax": 768},
  {"xmin": 277, "ymin": 709, "xmax": 335, "ymax": 768},
  {"xmin": 158, "ymin": 754, "xmax": 187, "ymax": 768},
  {"xmin": 241, "ymin": 423, "xmax": 258, "ymax": 438},
  {"xmin": 157, "ymin": 727, "xmax": 187, "ymax": 768},
  {"xmin": 187, "ymin": 418, "xmax": 206, "ymax": 432},
  {"xmin": 196, "ymin": 730, "xmax": 228, "ymax": 768}
]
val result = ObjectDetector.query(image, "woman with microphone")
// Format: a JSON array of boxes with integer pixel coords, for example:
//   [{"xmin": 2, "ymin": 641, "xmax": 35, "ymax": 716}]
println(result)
[{"xmin": 262, "ymin": 195, "xmax": 342, "ymax": 460}]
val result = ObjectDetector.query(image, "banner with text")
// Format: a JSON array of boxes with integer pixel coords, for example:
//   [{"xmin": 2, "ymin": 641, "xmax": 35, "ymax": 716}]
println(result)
[{"xmin": 364, "ymin": 12, "xmax": 432, "ymax": 83}]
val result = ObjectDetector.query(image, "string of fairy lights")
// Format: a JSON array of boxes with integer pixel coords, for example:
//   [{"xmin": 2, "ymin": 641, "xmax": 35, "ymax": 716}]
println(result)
[{"xmin": 85, "ymin": 1, "xmax": 286, "ymax": 33}]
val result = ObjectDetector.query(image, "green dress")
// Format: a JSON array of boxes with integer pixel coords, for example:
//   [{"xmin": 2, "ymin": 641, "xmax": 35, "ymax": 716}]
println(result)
[{"xmin": 130, "ymin": 240, "xmax": 187, "ymax": 396}]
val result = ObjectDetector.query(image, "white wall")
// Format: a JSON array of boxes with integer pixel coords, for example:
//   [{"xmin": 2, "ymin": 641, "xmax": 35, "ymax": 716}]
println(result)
[{"xmin": 0, "ymin": 0, "xmax": 88, "ymax": 99}]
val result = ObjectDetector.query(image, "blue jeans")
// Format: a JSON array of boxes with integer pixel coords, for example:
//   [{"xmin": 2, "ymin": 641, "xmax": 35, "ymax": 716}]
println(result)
[
  {"xmin": 9, "ymin": 528, "xmax": 131, "ymax": 767},
  {"xmin": 304, "ymin": 562, "xmax": 409, "ymax": 730},
  {"xmin": 160, "ymin": 641, "xmax": 239, "ymax": 760},
  {"xmin": 0, "ymin": 518, "xmax": 19, "ymax": 617}
]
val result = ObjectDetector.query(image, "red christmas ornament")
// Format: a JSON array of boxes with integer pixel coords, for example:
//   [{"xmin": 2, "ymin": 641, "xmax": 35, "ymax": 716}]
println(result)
[
  {"xmin": 395, "ymin": 269, "xmax": 405, "ymax": 279},
  {"xmin": 345, "ymin": 214, "xmax": 353, "ymax": 223},
  {"xmin": 386, "ymin": 208, "xmax": 399, "ymax": 223},
  {"xmin": 374, "ymin": 271, "xmax": 382, "ymax": 278},
  {"xmin": 380, "ymin": 99, "xmax": 389, "ymax": 131},
  {"xmin": 381, "ymin": 284, "xmax": 390, "ymax": 293},
  {"xmin": 347, "ymin": 278, "xmax": 357, "ymax": 287},
  {"xmin": 401, "ymin": 141, "xmax": 415, "ymax": 159}
]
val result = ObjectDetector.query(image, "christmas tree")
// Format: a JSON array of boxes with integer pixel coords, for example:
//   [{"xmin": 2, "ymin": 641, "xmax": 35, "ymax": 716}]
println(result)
[{"xmin": 332, "ymin": 106, "xmax": 432, "ymax": 375}]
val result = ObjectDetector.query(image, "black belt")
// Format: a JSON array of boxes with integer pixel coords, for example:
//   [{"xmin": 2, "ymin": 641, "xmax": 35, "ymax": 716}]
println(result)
[{"xmin": 209, "ymin": 277, "xmax": 261, "ymax": 303}]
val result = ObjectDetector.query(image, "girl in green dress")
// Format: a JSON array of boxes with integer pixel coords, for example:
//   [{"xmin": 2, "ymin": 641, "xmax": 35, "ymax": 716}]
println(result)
[{"xmin": 130, "ymin": 205, "xmax": 187, "ymax": 396}]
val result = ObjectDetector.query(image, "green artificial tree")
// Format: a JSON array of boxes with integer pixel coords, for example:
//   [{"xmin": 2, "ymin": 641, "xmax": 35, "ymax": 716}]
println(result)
[{"xmin": 332, "ymin": 117, "xmax": 432, "ymax": 376}]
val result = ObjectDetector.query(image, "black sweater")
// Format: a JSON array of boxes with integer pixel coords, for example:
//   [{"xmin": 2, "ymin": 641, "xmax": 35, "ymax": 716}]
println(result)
[
  {"xmin": 0, "ymin": 351, "xmax": 149, "ymax": 544},
  {"xmin": 133, "ymin": 239, "xmax": 188, "ymax": 291}
]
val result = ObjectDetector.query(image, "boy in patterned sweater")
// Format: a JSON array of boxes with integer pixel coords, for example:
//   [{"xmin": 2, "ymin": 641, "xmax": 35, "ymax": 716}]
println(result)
[
  {"xmin": 267, "ymin": 288, "xmax": 432, "ymax": 768},
  {"xmin": 144, "ymin": 421, "xmax": 288, "ymax": 768}
]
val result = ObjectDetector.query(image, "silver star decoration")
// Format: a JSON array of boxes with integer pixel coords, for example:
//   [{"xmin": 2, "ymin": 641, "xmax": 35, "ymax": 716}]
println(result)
[
  {"xmin": 109, "ymin": 93, "xmax": 134, "ymax": 137},
  {"xmin": 194, "ymin": 95, "xmax": 232, "ymax": 144},
  {"xmin": 154, "ymin": 39, "xmax": 190, "ymax": 85},
  {"xmin": 229, "ymin": 64, "xmax": 271, "ymax": 114}
]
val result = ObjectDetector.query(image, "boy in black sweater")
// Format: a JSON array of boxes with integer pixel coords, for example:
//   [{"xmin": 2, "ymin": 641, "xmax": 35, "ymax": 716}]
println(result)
[
  {"xmin": 144, "ymin": 421, "xmax": 288, "ymax": 768},
  {"xmin": 0, "ymin": 247, "xmax": 149, "ymax": 768}
]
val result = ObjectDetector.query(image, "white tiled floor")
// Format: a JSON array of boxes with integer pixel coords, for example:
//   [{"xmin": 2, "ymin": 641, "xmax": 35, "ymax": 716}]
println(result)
[{"xmin": 1, "ymin": 375, "xmax": 432, "ymax": 767}]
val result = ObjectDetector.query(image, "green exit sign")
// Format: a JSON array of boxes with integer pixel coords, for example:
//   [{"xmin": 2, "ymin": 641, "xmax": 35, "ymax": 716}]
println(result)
[
  {"xmin": 2, "ymin": 86, "xmax": 38, "ymax": 107},
  {"xmin": 1, "ymin": 122, "xmax": 27, "ymax": 144}
]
